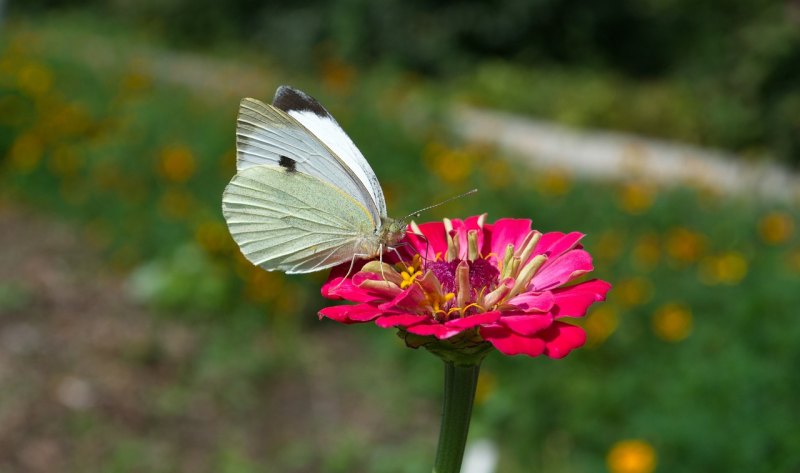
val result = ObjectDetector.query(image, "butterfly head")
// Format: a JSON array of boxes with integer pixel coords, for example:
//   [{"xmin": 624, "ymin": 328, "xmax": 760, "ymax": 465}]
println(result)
[{"xmin": 378, "ymin": 217, "xmax": 407, "ymax": 248}]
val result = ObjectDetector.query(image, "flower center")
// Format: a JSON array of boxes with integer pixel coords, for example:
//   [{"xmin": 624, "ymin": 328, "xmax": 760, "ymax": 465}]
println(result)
[{"xmin": 428, "ymin": 258, "xmax": 499, "ymax": 295}]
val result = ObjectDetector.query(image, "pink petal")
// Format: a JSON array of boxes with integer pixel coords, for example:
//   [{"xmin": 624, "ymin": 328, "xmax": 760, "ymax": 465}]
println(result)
[
  {"xmin": 498, "ymin": 313, "xmax": 554, "ymax": 336},
  {"xmin": 404, "ymin": 221, "xmax": 448, "ymax": 261},
  {"xmin": 322, "ymin": 277, "xmax": 380, "ymax": 303},
  {"xmin": 450, "ymin": 215, "xmax": 485, "ymax": 260},
  {"xmin": 444, "ymin": 311, "xmax": 500, "ymax": 330},
  {"xmin": 537, "ymin": 232, "xmax": 584, "ymax": 262},
  {"xmin": 533, "ymin": 232, "xmax": 565, "ymax": 256},
  {"xmin": 533, "ymin": 249, "xmax": 594, "ymax": 290},
  {"xmin": 378, "ymin": 283, "xmax": 427, "ymax": 312},
  {"xmin": 318, "ymin": 304, "xmax": 381, "ymax": 324},
  {"xmin": 406, "ymin": 322, "xmax": 464, "ymax": 339},
  {"xmin": 552, "ymin": 279, "xmax": 612, "ymax": 318},
  {"xmin": 507, "ymin": 291, "xmax": 555, "ymax": 312},
  {"xmin": 375, "ymin": 313, "xmax": 430, "ymax": 328},
  {"xmin": 479, "ymin": 324, "xmax": 546, "ymax": 357},
  {"xmin": 485, "ymin": 218, "xmax": 532, "ymax": 259},
  {"xmin": 541, "ymin": 322, "xmax": 587, "ymax": 359}
]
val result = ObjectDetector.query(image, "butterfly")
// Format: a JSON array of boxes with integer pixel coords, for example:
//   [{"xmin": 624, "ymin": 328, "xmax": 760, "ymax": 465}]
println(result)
[{"xmin": 222, "ymin": 86, "xmax": 408, "ymax": 274}]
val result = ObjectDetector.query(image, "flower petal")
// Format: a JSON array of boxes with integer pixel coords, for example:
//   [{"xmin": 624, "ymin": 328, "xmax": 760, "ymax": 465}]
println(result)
[
  {"xmin": 321, "ymin": 277, "xmax": 380, "ymax": 303},
  {"xmin": 479, "ymin": 324, "xmax": 547, "ymax": 357},
  {"xmin": 498, "ymin": 313, "xmax": 554, "ymax": 336},
  {"xmin": 375, "ymin": 313, "xmax": 430, "ymax": 328},
  {"xmin": 318, "ymin": 303, "xmax": 381, "ymax": 324},
  {"xmin": 533, "ymin": 249, "xmax": 594, "ymax": 290},
  {"xmin": 378, "ymin": 283, "xmax": 427, "ymax": 312},
  {"xmin": 485, "ymin": 218, "xmax": 532, "ymax": 259},
  {"xmin": 406, "ymin": 322, "xmax": 464, "ymax": 339},
  {"xmin": 507, "ymin": 291, "xmax": 555, "ymax": 312},
  {"xmin": 450, "ymin": 215, "xmax": 485, "ymax": 260},
  {"xmin": 537, "ymin": 232, "xmax": 584, "ymax": 261},
  {"xmin": 405, "ymin": 221, "xmax": 448, "ymax": 261},
  {"xmin": 541, "ymin": 322, "xmax": 587, "ymax": 359},
  {"xmin": 445, "ymin": 311, "xmax": 500, "ymax": 330},
  {"xmin": 552, "ymin": 279, "xmax": 612, "ymax": 318}
]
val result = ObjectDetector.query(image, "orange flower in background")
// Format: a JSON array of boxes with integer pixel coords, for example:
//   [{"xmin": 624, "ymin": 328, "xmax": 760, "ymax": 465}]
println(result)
[
  {"xmin": 158, "ymin": 144, "xmax": 196, "ymax": 183},
  {"xmin": 607, "ymin": 439, "xmax": 657, "ymax": 473},
  {"xmin": 758, "ymin": 212, "xmax": 794, "ymax": 245},
  {"xmin": 652, "ymin": 303, "xmax": 692, "ymax": 342},
  {"xmin": 666, "ymin": 227, "xmax": 706, "ymax": 264}
]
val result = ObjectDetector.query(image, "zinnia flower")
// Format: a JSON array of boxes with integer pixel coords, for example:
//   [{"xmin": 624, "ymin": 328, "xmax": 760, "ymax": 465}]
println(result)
[{"xmin": 320, "ymin": 215, "xmax": 610, "ymax": 361}]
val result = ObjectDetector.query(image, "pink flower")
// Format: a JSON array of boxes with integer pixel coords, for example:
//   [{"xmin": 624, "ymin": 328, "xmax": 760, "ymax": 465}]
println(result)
[{"xmin": 320, "ymin": 215, "xmax": 611, "ymax": 360}]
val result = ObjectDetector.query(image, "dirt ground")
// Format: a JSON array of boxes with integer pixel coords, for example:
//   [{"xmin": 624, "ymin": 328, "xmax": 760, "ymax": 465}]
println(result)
[{"xmin": 0, "ymin": 205, "xmax": 438, "ymax": 473}]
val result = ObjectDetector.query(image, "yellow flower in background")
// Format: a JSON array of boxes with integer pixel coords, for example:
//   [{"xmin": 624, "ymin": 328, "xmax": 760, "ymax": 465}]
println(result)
[
  {"xmin": 607, "ymin": 439, "xmax": 657, "ymax": 473},
  {"xmin": 8, "ymin": 132, "xmax": 44, "ymax": 172},
  {"xmin": 158, "ymin": 144, "xmax": 196, "ymax": 183},
  {"xmin": 537, "ymin": 168, "xmax": 571, "ymax": 196},
  {"xmin": 699, "ymin": 251, "xmax": 748, "ymax": 285},
  {"xmin": 652, "ymin": 303, "xmax": 692, "ymax": 342},
  {"xmin": 665, "ymin": 227, "xmax": 706, "ymax": 265},
  {"xmin": 632, "ymin": 233, "xmax": 660, "ymax": 272},
  {"xmin": 584, "ymin": 305, "xmax": 620, "ymax": 347},
  {"xmin": 617, "ymin": 182, "xmax": 655, "ymax": 215},
  {"xmin": 758, "ymin": 212, "xmax": 794, "ymax": 245},
  {"xmin": 614, "ymin": 277, "xmax": 653, "ymax": 307},
  {"xmin": 423, "ymin": 141, "xmax": 473, "ymax": 184},
  {"xmin": 474, "ymin": 369, "xmax": 497, "ymax": 405},
  {"xmin": 17, "ymin": 62, "xmax": 53, "ymax": 97}
]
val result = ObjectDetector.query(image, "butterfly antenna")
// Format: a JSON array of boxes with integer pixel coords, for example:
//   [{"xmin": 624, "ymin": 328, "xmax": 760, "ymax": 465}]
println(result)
[{"xmin": 400, "ymin": 189, "xmax": 478, "ymax": 222}]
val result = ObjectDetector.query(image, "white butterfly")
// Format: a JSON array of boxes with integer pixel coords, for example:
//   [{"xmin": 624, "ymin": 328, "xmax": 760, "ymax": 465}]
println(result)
[{"xmin": 222, "ymin": 86, "xmax": 407, "ymax": 274}]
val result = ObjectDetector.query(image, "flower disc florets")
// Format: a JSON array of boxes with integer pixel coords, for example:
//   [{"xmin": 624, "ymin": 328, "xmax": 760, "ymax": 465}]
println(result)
[{"xmin": 320, "ymin": 215, "xmax": 611, "ymax": 361}]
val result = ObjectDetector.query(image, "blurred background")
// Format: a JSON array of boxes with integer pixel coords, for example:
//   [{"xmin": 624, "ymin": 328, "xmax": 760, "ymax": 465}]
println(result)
[{"xmin": 1, "ymin": 1, "xmax": 799, "ymax": 472}]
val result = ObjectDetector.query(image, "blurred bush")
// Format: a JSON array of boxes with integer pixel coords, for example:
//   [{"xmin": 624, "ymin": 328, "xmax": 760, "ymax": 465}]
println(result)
[{"xmin": 12, "ymin": 0, "xmax": 800, "ymax": 165}]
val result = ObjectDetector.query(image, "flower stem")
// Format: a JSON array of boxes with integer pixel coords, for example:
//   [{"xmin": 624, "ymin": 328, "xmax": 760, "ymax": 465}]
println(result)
[{"xmin": 433, "ymin": 362, "xmax": 480, "ymax": 473}]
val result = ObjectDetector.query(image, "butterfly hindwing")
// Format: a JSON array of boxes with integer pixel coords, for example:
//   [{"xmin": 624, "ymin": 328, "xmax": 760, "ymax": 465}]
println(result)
[{"xmin": 222, "ymin": 164, "xmax": 377, "ymax": 274}]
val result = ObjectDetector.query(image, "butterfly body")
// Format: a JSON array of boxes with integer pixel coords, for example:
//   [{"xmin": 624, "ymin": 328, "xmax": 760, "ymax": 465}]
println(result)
[{"xmin": 222, "ymin": 86, "xmax": 403, "ymax": 274}]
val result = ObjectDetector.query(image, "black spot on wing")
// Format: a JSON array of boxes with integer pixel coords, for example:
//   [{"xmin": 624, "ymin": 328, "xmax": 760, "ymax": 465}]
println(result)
[
  {"xmin": 272, "ymin": 86, "xmax": 331, "ymax": 118},
  {"xmin": 278, "ymin": 155, "xmax": 297, "ymax": 172}
]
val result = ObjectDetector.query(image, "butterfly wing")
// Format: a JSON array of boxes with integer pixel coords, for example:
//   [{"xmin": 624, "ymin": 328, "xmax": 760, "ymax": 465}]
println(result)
[
  {"xmin": 236, "ymin": 86, "xmax": 387, "ymax": 224},
  {"xmin": 222, "ymin": 164, "xmax": 377, "ymax": 274}
]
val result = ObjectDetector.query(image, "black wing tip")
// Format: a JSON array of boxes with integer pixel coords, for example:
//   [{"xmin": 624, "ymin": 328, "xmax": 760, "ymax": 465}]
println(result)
[
  {"xmin": 272, "ymin": 85, "xmax": 330, "ymax": 118},
  {"xmin": 278, "ymin": 155, "xmax": 297, "ymax": 172}
]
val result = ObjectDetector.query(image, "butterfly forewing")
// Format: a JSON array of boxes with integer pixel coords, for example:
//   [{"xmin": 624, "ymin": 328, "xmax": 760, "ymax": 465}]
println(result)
[
  {"xmin": 272, "ymin": 86, "xmax": 388, "ymax": 219},
  {"xmin": 222, "ymin": 165, "xmax": 378, "ymax": 274},
  {"xmin": 235, "ymin": 89, "xmax": 386, "ymax": 224}
]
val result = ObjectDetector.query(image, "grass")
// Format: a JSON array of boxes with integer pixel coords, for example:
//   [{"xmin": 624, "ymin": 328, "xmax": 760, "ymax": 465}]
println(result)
[{"xmin": 2, "ymin": 11, "xmax": 800, "ymax": 472}]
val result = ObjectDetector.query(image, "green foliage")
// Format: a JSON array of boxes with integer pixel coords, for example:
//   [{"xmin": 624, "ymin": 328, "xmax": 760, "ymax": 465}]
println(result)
[{"xmin": 2, "ymin": 15, "xmax": 800, "ymax": 473}]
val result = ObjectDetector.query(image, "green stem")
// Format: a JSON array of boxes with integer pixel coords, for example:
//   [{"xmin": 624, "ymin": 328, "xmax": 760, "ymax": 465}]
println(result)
[{"xmin": 433, "ymin": 362, "xmax": 480, "ymax": 473}]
